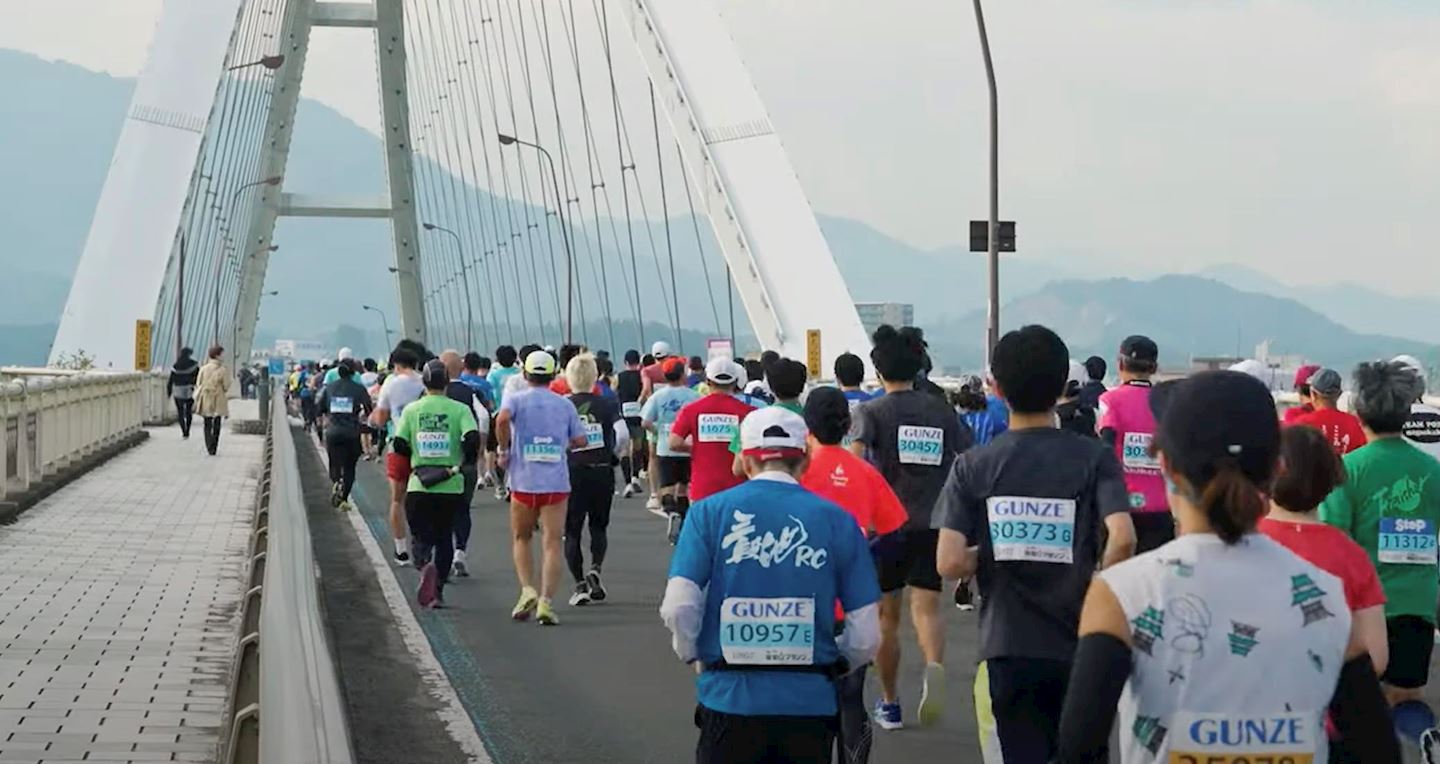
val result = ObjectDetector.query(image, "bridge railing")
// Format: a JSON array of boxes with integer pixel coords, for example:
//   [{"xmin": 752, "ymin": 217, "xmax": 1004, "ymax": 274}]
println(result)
[{"xmin": 0, "ymin": 372, "xmax": 168, "ymax": 501}]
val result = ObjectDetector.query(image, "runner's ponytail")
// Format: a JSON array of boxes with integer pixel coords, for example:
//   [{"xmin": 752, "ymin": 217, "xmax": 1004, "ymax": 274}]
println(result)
[{"xmin": 1197, "ymin": 460, "xmax": 1264, "ymax": 545}]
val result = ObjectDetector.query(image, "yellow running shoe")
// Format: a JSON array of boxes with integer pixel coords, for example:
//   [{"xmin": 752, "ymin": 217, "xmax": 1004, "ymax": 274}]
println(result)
[
  {"xmin": 536, "ymin": 598, "xmax": 559, "ymax": 626},
  {"xmin": 511, "ymin": 587, "xmax": 539, "ymax": 621}
]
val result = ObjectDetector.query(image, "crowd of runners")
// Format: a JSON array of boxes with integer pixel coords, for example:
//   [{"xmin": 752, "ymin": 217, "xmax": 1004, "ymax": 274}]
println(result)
[{"xmin": 258, "ymin": 321, "xmax": 1440, "ymax": 764}]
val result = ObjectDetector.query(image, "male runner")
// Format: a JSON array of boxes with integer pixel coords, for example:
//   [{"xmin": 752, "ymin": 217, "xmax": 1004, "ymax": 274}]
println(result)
[
  {"xmin": 615, "ymin": 350, "xmax": 646, "ymax": 497},
  {"xmin": 487, "ymin": 345, "xmax": 521, "ymax": 500},
  {"xmin": 670, "ymin": 358, "xmax": 754, "ymax": 504},
  {"xmin": 641, "ymin": 357, "xmax": 700, "ymax": 543},
  {"xmin": 371, "ymin": 347, "xmax": 425, "ymax": 564},
  {"xmin": 441, "ymin": 350, "xmax": 488, "ymax": 578},
  {"xmin": 1289, "ymin": 367, "xmax": 1366, "ymax": 455}
]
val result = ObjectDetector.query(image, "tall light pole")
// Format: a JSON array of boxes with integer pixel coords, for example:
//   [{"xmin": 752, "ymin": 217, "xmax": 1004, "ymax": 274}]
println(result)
[
  {"xmin": 422, "ymin": 223, "xmax": 475, "ymax": 350},
  {"xmin": 228, "ymin": 54, "xmax": 286, "ymax": 72},
  {"xmin": 972, "ymin": 0, "xmax": 1001, "ymax": 364},
  {"xmin": 363, "ymin": 305, "xmax": 395, "ymax": 352},
  {"xmin": 498, "ymin": 133, "xmax": 574, "ymax": 344},
  {"xmin": 214, "ymin": 176, "xmax": 283, "ymax": 343}
]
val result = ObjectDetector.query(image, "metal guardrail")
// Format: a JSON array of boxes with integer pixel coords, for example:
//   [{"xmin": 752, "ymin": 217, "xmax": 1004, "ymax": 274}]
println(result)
[
  {"xmin": 0, "ymin": 371, "xmax": 170, "ymax": 501},
  {"xmin": 223, "ymin": 384, "xmax": 354, "ymax": 764}
]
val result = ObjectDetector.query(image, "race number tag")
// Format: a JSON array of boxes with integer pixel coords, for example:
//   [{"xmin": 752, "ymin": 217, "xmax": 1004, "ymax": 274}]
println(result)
[
  {"xmin": 329, "ymin": 396, "xmax": 352, "ymax": 414},
  {"xmin": 897, "ymin": 426, "xmax": 944, "ymax": 466},
  {"xmin": 697, "ymin": 414, "xmax": 739, "ymax": 443},
  {"xmin": 416, "ymin": 431, "xmax": 449, "ymax": 458},
  {"xmin": 1378, "ymin": 517, "xmax": 1438, "ymax": 565},
  {"xmin": 622, "ymin": 401, "xmax": 642, "ymax": 418},
  {"xmin": 1166, "ymin": 711, "xmax": 1317, "ymax": 764},
  {"xmin": 719, "ymin": 597, "xmax": 815, "ymax": 666},
  {"xmin": 1122, "ymin": 432, "xmax": 1160, "ymax": 472},
  {"xmin": 986, "ymin": 496, "xmax": 1076, "ymax": 564},
  {"xmin": 580, "ymin": 422, "xmax": 605, "ymax": 451},
  {"xmin": 522, "ymin": 436, "xmax": 564, "ymax": 463}
]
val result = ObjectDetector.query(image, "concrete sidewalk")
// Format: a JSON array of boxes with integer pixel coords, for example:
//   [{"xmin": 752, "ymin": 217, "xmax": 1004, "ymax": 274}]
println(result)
[{"xmin": 0, "ymin": 423, "xmax": 264, "ymax": 764}]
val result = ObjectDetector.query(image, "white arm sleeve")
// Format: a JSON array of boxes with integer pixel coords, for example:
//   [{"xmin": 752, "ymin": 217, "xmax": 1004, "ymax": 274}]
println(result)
[
  {"xmin": 836, "ymin": 603, "xmax": 881, "ymax": 669},
  {"xmin": 613, "ymin": 420, "xmax": 631, "ymax": 458},
  {"xmin": 659, "ymin": 576, "xmax": 705, "ymax": 664}
]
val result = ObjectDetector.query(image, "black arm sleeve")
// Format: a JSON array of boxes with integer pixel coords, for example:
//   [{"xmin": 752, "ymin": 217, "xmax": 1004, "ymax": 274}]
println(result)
[
  {"xmin": 1329, "ymin": 655, "xmax": 1401, "ymax": 762},
  {"xmin": 1099, "ymin": 427, "xmax": 1117, "ymax": 448},
  {"xmin": 462, "ymin": 431, "xmax": 480, "ymax": 466},
  {"xmin": 391, "ymin": 437, "xmax": 412, "ymax": 457},
  {"xmin": 1055, "ymin": 632, "xmax": 1131, "ymax": 763}
]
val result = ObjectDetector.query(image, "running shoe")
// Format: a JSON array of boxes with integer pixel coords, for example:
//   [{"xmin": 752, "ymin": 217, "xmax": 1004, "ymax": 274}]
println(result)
[
  {"xmin": 622, "ymin": 482, "xmax": 637, "ymax": 499},
  {"xmin": 954, "ymin": 581, "xmax": 975, "ymax": 611},
  {"xmin": 585, "ymin": 569, "xmax": 606, "ymax": 602},
  {"xmin": 330, "ymin": 481, "xmax": 343, "ymax": 508},
  {"xmin": 568, "ymin": 582, "xmax": 592, "ymax": 607},
  {"xmin": 482, "ymin": 472, "xmax": 496, "ymax": 488},
  {"xmin": 511, "ymin": 587, "xmax": 539, "ymax": 621},
  {"xmin": 536, "ymin": 598, "xmax": 559, "ymax": 626},
  {"xmin": 646, "ymin": 494, "xmax": 661, "ymax": 511},
  {"xmin": 873, "ymin": 699, "xmax": 903, "ymax": 731},
  {"xmin": 392, "ymin": 550, "xmax": 411, "ymax": 566},
  {"xmin": 417, "ymin": 562, "xmax": 439, "ymax": 609},
  {"xmin": 667, "ymin": 513, "xmax": 683, "ymax": 546},
  {"xmin": 1422, "ymin": 727, "xmax": 1440, "ymax": 764},
  {"xmin": 337, "ymin": 499, "xmax": 352, "ymax": 512},
  {"xmin": 453, "ymin": 550, "xmax": 470, "ymax": 578},
  {"xmin": 917, "ymin": 663, "xmax": 946, "ymax": 727}
]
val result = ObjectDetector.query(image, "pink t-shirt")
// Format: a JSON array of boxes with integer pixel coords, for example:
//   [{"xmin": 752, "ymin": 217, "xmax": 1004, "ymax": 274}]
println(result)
[{"xmin": 1097, "ymin": 381, "xmax": 1167, "ymax": 513}]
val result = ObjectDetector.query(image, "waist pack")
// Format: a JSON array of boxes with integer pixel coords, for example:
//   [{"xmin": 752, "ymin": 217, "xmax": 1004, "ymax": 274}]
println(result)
[
  {"xmin": 704, "ymin": 659, "xmax": 850, "ymax": 680},
  {"xmin": 413, "ymin": 465, "xmax": 455, "ymax": 488}
]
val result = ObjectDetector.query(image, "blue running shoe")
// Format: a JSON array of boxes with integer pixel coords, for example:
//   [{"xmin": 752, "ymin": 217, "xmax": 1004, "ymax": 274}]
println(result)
[{"xmin": 873, "ymin": 699, "xmax": 903, "ymax": 731}]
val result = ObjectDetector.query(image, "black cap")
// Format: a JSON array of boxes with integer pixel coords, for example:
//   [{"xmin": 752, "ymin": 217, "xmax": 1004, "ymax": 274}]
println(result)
[
  {"xmin": 1150, "ymin": 370, "xmax": 1279, "ymax": 489},
  {"xmin": 1119, "ymin": 335, "xmax": 1158, "ymax": 363},
  {"xmin": 422, "ymin": 359, "xmax": 448, "ymax": 390}
]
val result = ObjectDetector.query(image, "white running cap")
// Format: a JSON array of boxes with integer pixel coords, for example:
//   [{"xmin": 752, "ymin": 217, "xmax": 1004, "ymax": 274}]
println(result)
[
  {"xmin": 651, "ymin": 340, "xmax": 673, "ymax": 358},
  {"xmin": 337, "ymin": 347, "xmax": 354, "ymax": 360},
  {"xmin": 706, "ymin": 357, "xmax": 740, "ymax": 385},
  {"xmin": 1228, "ymin": 359, "xmax": 1269, "ymax": 383}
]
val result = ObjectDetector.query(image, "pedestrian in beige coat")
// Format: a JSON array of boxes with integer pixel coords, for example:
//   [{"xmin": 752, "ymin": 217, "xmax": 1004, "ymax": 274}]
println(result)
[{"xmin": 196, "ymin": 346, "xmax": 230, "ymax": 455}]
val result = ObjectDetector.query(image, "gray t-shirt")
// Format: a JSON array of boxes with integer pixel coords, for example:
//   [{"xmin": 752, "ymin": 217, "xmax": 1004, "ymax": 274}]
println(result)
[
  {"xmin": 932, "ymin": 427, "xmax": 1129, "ymax": 663},
  {"xmin": 851, "ymin": 389, "xmax": 967, "ymax": 529}
]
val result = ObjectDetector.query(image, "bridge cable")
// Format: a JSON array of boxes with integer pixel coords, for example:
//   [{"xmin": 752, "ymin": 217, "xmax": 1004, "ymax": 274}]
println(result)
[
  {"xmin": 595, "ymin": 0, "xmax": 646, "ymax": 351},
  {"xmin": 650, "ymin": 83, "xmax": 682, "ymax": 351},
  {"xmin": 675, "ymin": 139, "xmax": 724, "ymax": 337}
]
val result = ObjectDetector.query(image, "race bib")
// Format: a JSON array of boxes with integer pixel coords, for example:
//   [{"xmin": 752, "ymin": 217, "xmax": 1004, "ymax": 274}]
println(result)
[
  {"xmin": 897, "ymin": 425, "xmax": 944, "ymax": 466},
  {"xmin": 522, "ymin": 436, "xmax": 564, "ymax": 463},
  {"xmin": 987, "ymin": 496, "xmax": 1076, "ymax": 564},
  {"xmin": 698, "ymin": 413, "xmax": 739, "ymax": 443},
  {"xmin": 719, "ymin": 597, "xmax": 815, "ymax": 666},
  {"xmin": 1122, "ymin": 432, "xmax": 1160, "ymax": 472},
  {"xmin": 1378, "ymin": 517, "xmax": 1437, "ymax": 565},
  {"xmin": 329, "ymin": 396, "xmax": 352, "ymax": 414},
  {"xmin": 580, "ymin": 422, "xmax": 606, "ymax": 451},
  {"xmin": 416, "ymin": 431, "xmax": 449, "ymax": 458},
  {"xmin": 1167, "ymin": 711, "xmax": 1317, "ymax": 764},
  {"xmin": 622, "ymin": 401, "xmax": 642, "ymax": 418}
]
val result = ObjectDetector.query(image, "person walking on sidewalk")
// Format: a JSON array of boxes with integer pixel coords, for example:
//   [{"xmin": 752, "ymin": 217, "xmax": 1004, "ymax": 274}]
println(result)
[
  {"xmin": 167, "ymin": 347, "xmax": 200, "ymax": 439},
  {"xmin": 195, "ymin": 345, "xmax": 230, "ymax": 456}
]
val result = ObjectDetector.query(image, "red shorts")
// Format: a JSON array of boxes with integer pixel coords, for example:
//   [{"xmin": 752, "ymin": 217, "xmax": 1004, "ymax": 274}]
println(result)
[
  {"xmin": 511, "ymin": 491, "xmax": 569, "ymax": 509},
  {"xmin": 385, "ymin": 452, "xmax": 412, "ymax": 482}
]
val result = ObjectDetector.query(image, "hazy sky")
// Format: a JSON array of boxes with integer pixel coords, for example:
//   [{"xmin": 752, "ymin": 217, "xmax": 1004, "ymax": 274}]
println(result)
[{"xmin": 3, "ymin": 0, "xmax": 1438, "ymax": 295}]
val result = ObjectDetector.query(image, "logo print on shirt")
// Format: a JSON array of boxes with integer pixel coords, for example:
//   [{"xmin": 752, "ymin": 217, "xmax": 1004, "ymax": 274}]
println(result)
[
  {"xmin": 1132, "ymin": 606, "xmax": 1165, "ymax": 656},
  {"xmin": 1228, "ymin": 621, "xmax": 1260, "ymax": 657},
  {"xmin": 829, "ymin": 464, "xmax": 849, "ymax": 488},
  {"xmin": 1366, "ymin": 474, "xmax": 1432, "ymax": 515},
  {"xmin": 1166, "ymin": 594, "xmax": 1212, "ymax": 656},
  {"xmin": 1289, "ymin": 573, "xmax": 1335, "ymax": 626},
  {"xmin": 1159, "ymin": 556, "xmax": 1195, "ymax": 578},
  {"xmin": 722, "ymin": 511, "xmax": 828, "ymax": 570},
  {"xmin": 1133, "ymin": 716, "xmax": 1168, "ymax": 755},
  {"xmin": 1307, "ymin": 649, "xmax": 1324, "ymax": 672}
]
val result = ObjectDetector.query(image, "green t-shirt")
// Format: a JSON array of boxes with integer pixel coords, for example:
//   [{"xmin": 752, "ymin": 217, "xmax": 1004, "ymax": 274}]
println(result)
[
  {"xmin": 394, "ymin": 393, "xmax": 478, "ymax": 495},
  {"xmin": 1320, "ymin": 437, "xmax": 1440, "ymax": 621},
  {"xmin": 728, "ymin": 399, "xmax": 804, "ymax": 454}
]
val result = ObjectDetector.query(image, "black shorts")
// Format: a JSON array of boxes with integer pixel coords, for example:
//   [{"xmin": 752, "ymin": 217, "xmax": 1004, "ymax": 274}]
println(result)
[
  {"xmin": 695, "ymin": 705, "xmax": 835, "ymax": 764},
  {"xmin": 486, "ymin": 427, "xmax": 499, "ymax": 452},
  {"xmin": 1131, "ymin": 511, "xmax": 1176, "ymax": 555},
  {"xmin": 1384, "ymin": 615, "xmax": 1434, "ymax": 689},
  {"xmin": 876, "ymin": 528, "xmax": 942, "ymax": 593},
  {"xmin": 976, "ymin": 658, "xmax": 1077, "ymax": 763},
  {"xmin": 658, "ymin": 456, "xmax": 691, "ymax": 488}
]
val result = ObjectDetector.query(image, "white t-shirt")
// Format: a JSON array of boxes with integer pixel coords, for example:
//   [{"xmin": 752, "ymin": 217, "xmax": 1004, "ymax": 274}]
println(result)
[
  {"xmin": 1403, "ymin": 402, "xmax": 1440, "ymax": 461},
  {"xmin": 1099, "ymin": 533, "xmax": 1350, "ymax": 764},
  {"xmin": 376, "ymin": 371, "xmax": 425, "ymax": 426}
]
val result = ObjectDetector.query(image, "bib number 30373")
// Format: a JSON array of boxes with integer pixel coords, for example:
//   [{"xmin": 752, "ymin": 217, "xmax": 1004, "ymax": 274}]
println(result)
[
  {"xmin": 1166, "ymin": 711, "xmax": 1317, "ymax": 764},
  {"xmin": 897, "ymin": 425, "xmax": 944, "ymax": 466},
  {"xmin": 329, "ymin": 396, "xmax": 352, "ymax": 414},
  {"xmin": 1378, "ymin": 517, "xmax": 1437, "ymax": 565},
  {"xmin": 416, "ymin": 431, "xmax": 449, "ymax": 458},
  {"xmin": 719, "ymin": 597, "xmax": 815, "ymax": 666},
  {"xmin": 986, "ymin": 496, "xmax": 1076, "ymax": 564}
]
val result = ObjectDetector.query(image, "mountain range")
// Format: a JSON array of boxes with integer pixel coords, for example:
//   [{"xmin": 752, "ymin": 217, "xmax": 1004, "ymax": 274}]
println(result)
[{"xmin": 2, "ymin": 48, "xmax": 1435, "ymax": 372}]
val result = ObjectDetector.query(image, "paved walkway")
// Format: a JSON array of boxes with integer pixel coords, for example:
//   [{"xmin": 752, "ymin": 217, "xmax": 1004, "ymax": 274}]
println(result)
[{"xmin": 0, "ymin": 424, "xmax": 263, "ymax": 764}]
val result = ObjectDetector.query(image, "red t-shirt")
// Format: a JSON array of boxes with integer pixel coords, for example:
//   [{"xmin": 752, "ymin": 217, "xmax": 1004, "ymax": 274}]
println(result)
[
  {"xmin": 548, "ymin": 379, "xmax": 600, "ymax": 396},
  {"xmin": 1290, "ymin": 407, "xmax": 1367, "ymax": 455},
  {"xmin": 800, "ymin": 445, "xmax": 907, "ymax": 537},
  {"xmin": 670, "ymin": 393, "xmax": 755, "ymax": 501},
  {"xmin": 1281, "ymin": 403, "xmax": 1313, "ymax": 426},
  {"xmin": 1258, "ymin": 517, "xmax": 1385, "ymax": 611}
]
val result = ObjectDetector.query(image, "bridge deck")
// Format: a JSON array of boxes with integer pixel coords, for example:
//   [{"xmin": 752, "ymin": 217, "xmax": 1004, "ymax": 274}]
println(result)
[{"xmin": 0, "ymin": 422, "xmax": 263, "ymax": 764}]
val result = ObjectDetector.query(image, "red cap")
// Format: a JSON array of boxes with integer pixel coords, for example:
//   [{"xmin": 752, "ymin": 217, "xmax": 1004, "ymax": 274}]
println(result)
[
  {"xmin": 1293, "ymin": 364, "xmax": 1321, "ymax": 389},
  {"xmin": 662, "ymin": 357, "xmax": 687, "ymax": 377}
]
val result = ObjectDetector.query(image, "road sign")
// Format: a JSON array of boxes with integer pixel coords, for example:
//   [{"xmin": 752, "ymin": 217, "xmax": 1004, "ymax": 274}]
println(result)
[
  {"xmin": 706, "ymin": 338, "xmax": 734, "ymax": 363},
  {"xmin": 806, "ymin": 329, "xmax": 822, "ymax": 379},
  {"xmin": 969, "ymin": 220, "xmax": 1016, "ymax": 253},
  {"xmin": 133, "ymin": 320, "xmax": 152, "ymax": 370},
  {"xmin": 268, "ymin": 357, "xmax": 285, "ymax": 376}
]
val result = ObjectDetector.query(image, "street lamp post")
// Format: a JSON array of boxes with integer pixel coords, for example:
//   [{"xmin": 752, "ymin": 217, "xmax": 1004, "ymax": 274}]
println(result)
[
  {"xmin": 228, "ymin": 54, "xmax": 286, "ymax": 72},
  {"xmin": 213, "ymin": 176, "xmax": 283, "ymax": 344},
  {"xmin": 363, "ymin": 305, "xmax": 395, "ymax": 352},
  {"xmin": 498, "ymin": 133, "xmax": 574, "ymax": 344},
  {"xmin": 972, "ymin": 0, "xmax": 1001, "ymax": 364},
  {"xmin": 422, "ymin": 223, "xmax": 475, "ymax": 350}
]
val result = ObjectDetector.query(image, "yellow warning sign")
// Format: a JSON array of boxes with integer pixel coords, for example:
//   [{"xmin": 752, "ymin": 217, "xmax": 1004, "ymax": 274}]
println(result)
[
  {"xmin": 134, "ymin": 320, "xmax": 152, "ymax": 370},
  {"xmin": 806, "ymin": 329, "xmax": 822, "ymax": 379}
]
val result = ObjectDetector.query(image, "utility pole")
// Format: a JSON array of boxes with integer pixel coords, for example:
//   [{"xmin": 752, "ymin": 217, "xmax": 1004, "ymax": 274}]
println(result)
[{"xmin": 973, "ymin": 0, "xmax": 1001, "ymax": 364}]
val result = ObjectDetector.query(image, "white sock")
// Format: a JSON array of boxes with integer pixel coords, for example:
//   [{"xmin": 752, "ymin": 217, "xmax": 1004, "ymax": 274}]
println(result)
[{"xmin": 394, "ymin": 538, "xmax": 407, "ymax": 555}]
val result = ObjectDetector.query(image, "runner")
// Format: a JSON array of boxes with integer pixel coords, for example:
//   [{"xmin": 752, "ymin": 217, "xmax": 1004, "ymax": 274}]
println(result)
[
  {"xmin": 390, "ymin": 359, "xmax": 480, "ymax": 609},
  {"xmin": 1098, "ymin": 335, "xmax": 1171, "ymax": 553},
  {"xmin": 495, "ymin": 350, "xmax": 588, "ymax": 626},
  {"xmin": 487, "ymin": 345, "xmax": 521, "ymax": 500},
  {"xmin": 660, "ymin": 406, "xmax": 882, "ymax": 764},
  {"xmin": 299, "ymin": 362, "xmax": 319, "ymax": 433},
  {"xmin": 595, "ymin": 356, "xmax": 617, "ymax": 399},
  {"xmin": 1054, "ymin": 370, "xmax": 1398, "ymax": 764},
  {"xmin": 1320, "ymin": 361, "xmax": 1440, "ymax": 713},
  {"xmin": 641, "ymin": 340, "xmax": 674, "ymax": 401},
  {"xmin": 1394, "ymin": 355, "xmax": 1440, "ymax": 461},
  {"xmin": 371, "ymin": 347, "xmax": 425, "ymax": 564},
  {"xmin": 440, "ymin": 350, "xmax": 488, "ymax": 579},
  {"xmin": 932, "ymin": 324, "xmax": 1135, "ymax": 762},
  {"xmin": 459, "ymin": 352, "xmax": 495, "ymax": 412},
  {"xmin": 1079, "ymin": 356, "xmax": 1107, "ymax": 410},
  {"xmin": 549, "ymin": 345, "xmax": 586, "ymax": 394},
  {"xmin": 317, "ymin": 358, "xmax": 373, "ymax": 510},
  {"xmin": 641, "ymin": 357, "xmax": 701, "ymax": 544},
  {"xmin": 799, "ymin": 387, "xmax": 907, "ymax": 764},
  {"xmin": 849, "ymin": 324, "xmax": 966, "ymax": 730},
  {"xmin": 835, "ymin": 352, "xmax": 875, "ymax": 407},
  {"xmin": 1284, "ymin": 363, "xmax": 1322, "ymax": 425},
  {"xmin": 1289, "ymin": 368, "xmax": 1366, "ymax": 455},
  {"xmin": 1056, "ymin": 360, "xmax": 1097, "ymax": 438},
  {"xmin": 670, "ymin": 358, "xmax": 754, "ymax": 505},
  {"xmin": 323, "ymin": 347, "xmax": 354, "ymax": 385},
  {"xmin": 955, "ymin": 375, "xmax": 1005, "ymax": 447},
  {"xmin": 686, "ymin": 355, "xmax": 705, "ymax": 388},
  {"xmin": 562, "ymin": 354, "xmax": 621, "ymax": 606},
  {"xmin": 616, "ymin": 349, "xmax": 646, "ymax": 498}
]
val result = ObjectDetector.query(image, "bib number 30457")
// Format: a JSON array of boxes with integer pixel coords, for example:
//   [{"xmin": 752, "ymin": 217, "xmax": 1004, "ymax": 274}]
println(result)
[
  {"xmin": 720, "ymin": 597, "xmax": 815, "ymax": 666},
  {"xmin": 897, "ymin": 426, "xmax": 944, "ymax": 466}
]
